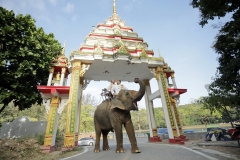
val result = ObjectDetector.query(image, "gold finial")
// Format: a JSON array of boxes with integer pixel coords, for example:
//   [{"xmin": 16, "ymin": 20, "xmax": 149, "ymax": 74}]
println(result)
[
  {"xmin": 61, "ymin": 41, "xmax": 66, "ymax": 55},
  {"xmin": 113, "ymin": 0, "xmax": 117, "ymax": 14}
]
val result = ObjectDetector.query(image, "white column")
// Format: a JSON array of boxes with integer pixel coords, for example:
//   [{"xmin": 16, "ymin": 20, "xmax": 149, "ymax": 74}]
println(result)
[
  {"xmin": 144, "ymin": 80, "xmax": 158, "ymax": 137},
  {"xmin": 60, "ymin": 68, "xmax": 66, "ymax": 86},
  {"xmin": 47, "ymin": 68, "xmax": 54, "ymax": 86},
  {"xmin": 75, "ymin": 79, "xmax": 83, "ymax": 142},
  {"xmin": 145, "ymin": 93, "xmax": 153, "ymax": 137},
  {"xmin": 75, "ymin": 84, "xmax": 83, "ymax": 136},
  {"xmin": 156, "ymin": 73, "xmax": 174, "ymax": 139},
  {"xmin": 171, "ymin": 73, "xmax": 177, "ymax": 88}
]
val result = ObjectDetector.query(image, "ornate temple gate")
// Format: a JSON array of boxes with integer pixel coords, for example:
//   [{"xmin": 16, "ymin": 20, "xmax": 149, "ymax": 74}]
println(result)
[{"xmin": 37, "ymin": 0, "xmax": 187, "ymax": 153}]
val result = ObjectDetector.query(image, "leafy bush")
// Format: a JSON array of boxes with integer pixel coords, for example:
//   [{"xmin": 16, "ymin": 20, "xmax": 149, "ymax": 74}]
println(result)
[{"xmin": 35, "ymin": 132, "xmax": 45, "ymax": 145}]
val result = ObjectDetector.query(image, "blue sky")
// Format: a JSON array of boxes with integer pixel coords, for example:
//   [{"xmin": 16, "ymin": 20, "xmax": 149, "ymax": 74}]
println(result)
[{"xmin": 0, "ymin": 0, "xmax": 227, "ymax": 107}]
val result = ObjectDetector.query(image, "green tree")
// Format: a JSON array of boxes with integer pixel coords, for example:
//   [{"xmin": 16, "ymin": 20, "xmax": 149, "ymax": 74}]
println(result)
[
  {"xmin": 0, "ymin": 7, "xmax": 61, "ymax": 114},
  {"xmin": 190, "ymin": 0, "xmax": 240, "ymax": 117},
  {"xmin": 0, "ymin": 102, "xmax": 19, "ymax": 124},
  {"xmin": 178, "ymin": 101, "xmax": 222, "ymax": 126},
  {"xmin": 197, "ymin": 95, "xmax": 237, "ymax": 127},
  {"xmin": 154, "ymin": 108, "xmax": 166, "ymax": 128},
  {"xmin": 131, "ymin": 109, "xmax": 149, "ymax": 130},
  {"xmin": 80, "ymin": 104, "xmax": 95, "ymax": 133},
  {"xmin": 58, "ymin": 94, "xmax": 98, "ymax": 134}
]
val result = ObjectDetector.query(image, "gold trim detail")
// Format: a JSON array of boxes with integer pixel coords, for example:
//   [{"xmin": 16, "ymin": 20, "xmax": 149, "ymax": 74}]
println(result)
[
  {"xmin": 61, "ymin": 68, "xmax": 66, "ymax": 74},
  {"xmin": 49, "ymin": 67, "xmax": 54, "ymax": 73},
  {"xmin": 64, "ymin": 133, "xmax": 75, "ymax": 147},
  {"xmin": 143, "ymin": 79, "xmax": 150, "ymax": 86},
  {"xmin": 44, "ymin": 97, "xmax": 60, "ymax": 146},
  {"xmin": 152, "ymin": 128, "xmax": 158, "ymax": 137}
]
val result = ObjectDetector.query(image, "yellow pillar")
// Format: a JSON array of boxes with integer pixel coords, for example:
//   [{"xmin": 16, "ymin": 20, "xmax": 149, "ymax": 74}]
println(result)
[
  {"xmin": 154, "ymin": 66, "xmax": 178, "ymax": 138},
  {"xmin": 44, "ymin": 96, "xmax": 60, "ymax": 147},
  {"xmin": 64, "ymin": 61, "xmax": 82, "ymax": 148},
  {"xmin": 170, "ymin": 97, "xmax": 183, "ymax": 136}
]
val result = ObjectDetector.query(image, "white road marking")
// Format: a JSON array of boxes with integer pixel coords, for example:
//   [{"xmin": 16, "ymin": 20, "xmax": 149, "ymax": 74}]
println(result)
[{"xmin": 60, "ymin": 147, "xmax": 88, "ymax": 160}]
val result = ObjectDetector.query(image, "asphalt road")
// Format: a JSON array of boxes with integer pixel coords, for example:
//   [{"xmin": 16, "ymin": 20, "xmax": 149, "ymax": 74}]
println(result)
[{"xmin": 60, "ymin": 138, "xmax": 220, "ymax": 160}]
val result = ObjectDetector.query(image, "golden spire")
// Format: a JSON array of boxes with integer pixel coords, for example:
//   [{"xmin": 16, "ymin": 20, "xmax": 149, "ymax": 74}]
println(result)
[
  {"xmin": 61, "ymin": 41, "xmax": 66, "ymax": 55},
  {"xmin": 113, "ymin": 0, "xmax": 117, "ymax": 14}
]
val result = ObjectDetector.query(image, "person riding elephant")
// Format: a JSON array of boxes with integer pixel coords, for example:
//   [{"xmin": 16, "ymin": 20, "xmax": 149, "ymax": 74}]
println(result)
[{"xmin": 94, "ymin": 78, "xmax": 145, "ymax": 153}]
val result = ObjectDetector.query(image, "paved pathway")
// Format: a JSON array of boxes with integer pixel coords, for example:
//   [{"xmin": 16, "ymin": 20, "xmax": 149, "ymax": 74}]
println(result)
[{"xmin": 60, "ymin": 138, "xmax": 227, "ymax": 160}]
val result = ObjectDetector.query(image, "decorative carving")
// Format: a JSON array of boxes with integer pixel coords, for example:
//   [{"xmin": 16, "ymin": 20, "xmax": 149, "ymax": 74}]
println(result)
[
  {"xmin": 43, "ymin": 97, "xmax": 60, "ymax": 147},
  {"xmin": 155, "ymin": 66, "xmax": 163, "ymax": 75},
  {"xmin": 93, "ymin": 46, "xmax": 104, "ymax": 54},
  {"xmin": 149, "ymin": 67, "xmax": 158, "ymax": 80},
  {"xmin": 118, "ymin": 44, "xmax": 129, "ymax": 55},
  {"xmin": 114, "ymin": 28, "xmax": 121, "ymax": 35},
  {"xmin": 171, "ymin": 73, "xmax": 175, "ymax": 79},
  {"xmin": 159, "ymin": 73, "xmax": 178, "ymax": 137},
  {"xmin": 64, "ymin": 133, "xmax": 75, "ymax": 147},
  {"xmin": 148, "ymin": 57, "xmax": 164, "ymax": 61},
  {"xmin": 79, "ymin": 64, "xmax": 90, "ymax": 77},
  {"xmin": 43, "ymin": 99, "xmax": 51, "ymax": 114},
  {"xmin": 140, "ymin": 49, "xmax": 148, "ymax": 58},
  {"xmin": 44, "ymin": 134, "xmax": 52, "ymax": 146},
  {"xmin": 51, "ymin": 54, "xmax": 69, "ymax": 67},
  {"xmin": 72, "ymin": 61, "xmax": 81, "ymax": 68},
  {"xmin": 117, "ymin": 40, "xmax": 124, "ymax": 47}
]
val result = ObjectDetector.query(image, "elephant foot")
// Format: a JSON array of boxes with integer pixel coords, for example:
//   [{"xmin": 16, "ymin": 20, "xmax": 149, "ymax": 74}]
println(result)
[
  {"xmin": 116, "ymin": 147, "xmax": 125, "ymax": 153},
  {"xmin": 94, "ymin": 149, "xmax": 100, "ymax": 153},
  {"xmin": 103, "ymin": 147, "xmax": 110, "ymax": 151},
  {"xmin": 131, "ymin": 147, "xmax": 141, "ymax": 153}
]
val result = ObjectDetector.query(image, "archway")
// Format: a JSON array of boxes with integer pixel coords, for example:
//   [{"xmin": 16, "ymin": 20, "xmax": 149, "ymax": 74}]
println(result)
[{"xmin": 37, "ymin": 0, "xmax": 187, "ymax": 153}]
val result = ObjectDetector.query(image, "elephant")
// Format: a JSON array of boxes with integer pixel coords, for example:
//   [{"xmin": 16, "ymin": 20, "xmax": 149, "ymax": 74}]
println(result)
[{"xmin": 94, "ymin": 78, "xmax": 145, "ymax": 153}]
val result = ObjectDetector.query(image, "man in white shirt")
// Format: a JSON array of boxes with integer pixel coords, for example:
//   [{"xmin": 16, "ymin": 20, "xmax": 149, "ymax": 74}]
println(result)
[
  {"xmin": 107, "ymin": 79, "xmax": 115, "ymax": 91},
  {"xmin": 111, "ymin": 80, "xmax": 127, "ymax": 96}
]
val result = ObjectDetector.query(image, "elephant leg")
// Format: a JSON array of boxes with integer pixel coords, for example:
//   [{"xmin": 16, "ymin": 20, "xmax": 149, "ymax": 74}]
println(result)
[
  {"xmin": 94, "ymin": 121, "xmax": 101, "ymax": 153},
  {"xmin": 124, "ymin": 120, "xmax": 141, "ymax": 153},
  {"xmin": 102, "ymin": 130, "xmax": 110, "ymax": 150},
  {"xmin": 114, "ymin": 124, "xmax": 125, "ymax": 153}
]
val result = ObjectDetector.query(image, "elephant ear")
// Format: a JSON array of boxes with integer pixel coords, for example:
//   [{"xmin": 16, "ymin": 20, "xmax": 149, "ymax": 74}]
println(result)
[{"xmin": 110, "ymin": 98, "xmax": 125, "ymax": 110}]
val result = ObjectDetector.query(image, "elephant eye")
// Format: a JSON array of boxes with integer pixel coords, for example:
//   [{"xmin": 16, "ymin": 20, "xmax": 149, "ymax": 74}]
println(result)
[{"xmin": 125, "ymin": 92, "xmax": 129, "ymax": 96}]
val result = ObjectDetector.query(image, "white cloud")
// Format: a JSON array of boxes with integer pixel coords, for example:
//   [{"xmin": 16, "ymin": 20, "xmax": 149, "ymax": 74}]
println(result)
[
  {"xmin": 63, "ymin": 3, "xmax": 74, "ymax": 13},
  {"xmin": 71, "ymin": 15, "xmax": 78, "ymax": 22},
  {"xmin": 49, "ymin": 0, "xmax": 57, "ymax": 6}
]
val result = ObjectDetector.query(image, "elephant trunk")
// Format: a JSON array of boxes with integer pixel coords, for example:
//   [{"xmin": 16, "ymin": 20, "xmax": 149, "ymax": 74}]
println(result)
[{"xmin": 133, "ymin": 78, "xmax": 146, "ymax": 101}]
